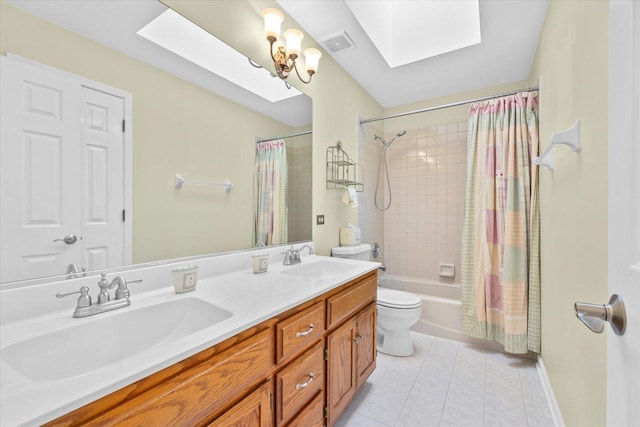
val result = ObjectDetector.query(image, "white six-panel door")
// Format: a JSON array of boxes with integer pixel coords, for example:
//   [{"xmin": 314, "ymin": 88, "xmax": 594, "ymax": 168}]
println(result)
[
  {"xmin": 608, "ymin": 2, "xmax": 639, "ymax": 425},
  {"xmin": 0, "ymin": 56, "xmax": 83, "ymax": 282},
  {"xmin": 80, "ymin": 87, "xmax": 125, "ymax": 273},
  {"xmin": 0, "ymin": 56, "xmax": 127, "ymax": 282}
]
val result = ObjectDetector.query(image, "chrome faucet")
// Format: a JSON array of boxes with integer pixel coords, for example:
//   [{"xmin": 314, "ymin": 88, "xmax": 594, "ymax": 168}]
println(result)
[
  {"xmin": 281, "ymin": 245, "xmax": 315, "ymax": 265},
  {"xmin": 297, "ymin": 245, "xmax": 315, "ymax": 255},
  {"xmin": 65, "ymin": 263, "xmax": 86, "ymax": 279},
  {"xmin": 57, "ymin": 273, "xmax": 141, "ymax": 318}
]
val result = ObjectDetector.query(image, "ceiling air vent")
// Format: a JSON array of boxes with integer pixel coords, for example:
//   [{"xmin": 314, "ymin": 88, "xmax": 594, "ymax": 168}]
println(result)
[{"xmin": 321, "ymin": 31, "xmax": 356, "ymax": 54}]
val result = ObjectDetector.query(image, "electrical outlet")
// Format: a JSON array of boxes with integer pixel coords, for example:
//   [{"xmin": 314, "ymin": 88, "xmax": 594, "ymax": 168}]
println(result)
[{"xmin": 316, "ymin": 214, "xmax": 325, "ymax": 225}]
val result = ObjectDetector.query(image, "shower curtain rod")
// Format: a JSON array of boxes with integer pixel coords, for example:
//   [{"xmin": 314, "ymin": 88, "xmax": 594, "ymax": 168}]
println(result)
[
  {"xmin": 359, "ymin": 86, "xmax": 539, "ymax": 125},
  {"xmin": 256, "ymin": 130, "xmax": 312, "ymax": 144}
]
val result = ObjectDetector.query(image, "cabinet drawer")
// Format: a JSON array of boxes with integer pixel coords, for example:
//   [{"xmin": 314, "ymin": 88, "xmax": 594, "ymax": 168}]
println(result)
[
  {"xmin": 327, "ymin": 272, "xmax": 377, "ymax": 329},
  {"xmin": 84, "ymin": 329, "xmax": 272, "ymax": 426},
  {"xmin": 276, "ymin": 301, "xmax": 325, "ymax": 363},
  {"xmin": 284, "ymin": 391, "xmax": 324, "ymax": 427},
  {"xmin": 276, "ymin": 342, "xmax": 324, "ymax": 425},
  {"xmin": 208, "ymin": 381, "xmax": 271, "ymax": 427}
]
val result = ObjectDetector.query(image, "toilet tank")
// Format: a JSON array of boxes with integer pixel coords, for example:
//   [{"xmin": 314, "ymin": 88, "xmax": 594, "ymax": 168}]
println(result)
[{"xmin": 331, "ymin": 244, "xmax": 372, "ymax": 261}]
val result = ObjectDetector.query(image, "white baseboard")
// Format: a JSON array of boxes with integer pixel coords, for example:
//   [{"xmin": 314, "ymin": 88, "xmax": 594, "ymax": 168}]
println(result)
[{"xmin": 536, "ymin": 356, "xmax": 566, "ymax": 427}]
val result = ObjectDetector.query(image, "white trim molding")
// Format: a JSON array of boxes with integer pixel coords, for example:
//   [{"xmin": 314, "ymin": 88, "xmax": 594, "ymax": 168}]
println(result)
[{"xmin": 536, "ymin": 356, "xmax": 566, "ymax": 427}]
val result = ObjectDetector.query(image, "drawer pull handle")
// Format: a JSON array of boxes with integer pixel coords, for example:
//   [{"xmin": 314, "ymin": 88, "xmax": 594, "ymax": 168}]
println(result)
[
  {"xmin": 295, "ymin": 323, "xmax": 315, "ymax": 338},
  {"xmin": 295, "ymin": 373, "xmax": 316, "ymax": 390}
]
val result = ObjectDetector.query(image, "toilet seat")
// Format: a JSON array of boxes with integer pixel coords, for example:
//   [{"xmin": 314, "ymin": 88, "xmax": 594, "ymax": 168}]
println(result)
[{"xmin": 377, "ymin": 288, "xmax": 421, "ymax": 309}]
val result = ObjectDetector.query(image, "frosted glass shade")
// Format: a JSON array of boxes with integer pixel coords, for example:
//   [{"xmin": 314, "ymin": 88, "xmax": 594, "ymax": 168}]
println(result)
[
  {"xmin": 304, "ymin": 48, "xmax": 322, "ymax": 74},
  {"xmin": 262, "ymin": 8, "xmax": 284, "ymax": 41},
  {"xmin": 284, "ymin": 29, "xmax": 304, "ymax": 57}
]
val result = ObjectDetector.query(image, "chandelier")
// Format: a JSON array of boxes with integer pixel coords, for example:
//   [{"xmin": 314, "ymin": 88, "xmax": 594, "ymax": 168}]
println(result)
[{"xmin": 261, "ymin": 8, "xmax": 322, "ymax": 84}]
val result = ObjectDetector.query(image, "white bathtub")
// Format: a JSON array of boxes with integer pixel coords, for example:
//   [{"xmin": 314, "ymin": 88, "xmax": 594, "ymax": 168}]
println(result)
[{"xmin": 379, "ymin": 275, "xmax": 503, "ymax": 350}]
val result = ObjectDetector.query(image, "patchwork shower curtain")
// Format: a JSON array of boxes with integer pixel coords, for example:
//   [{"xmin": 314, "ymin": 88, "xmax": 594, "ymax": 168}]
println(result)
[
  {"xmin": 461, "ymin": 92, "xmax": 541, "ymax": 354},
  {"xmin": 254, "ymin": 139, "xmax": 288, "ymax": 246}
]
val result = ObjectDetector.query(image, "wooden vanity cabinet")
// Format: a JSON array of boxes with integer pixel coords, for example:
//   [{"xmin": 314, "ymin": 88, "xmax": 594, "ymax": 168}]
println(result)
[{"xmin": 45, "ymin": 270, "xmax": 377, "ymax": 427}]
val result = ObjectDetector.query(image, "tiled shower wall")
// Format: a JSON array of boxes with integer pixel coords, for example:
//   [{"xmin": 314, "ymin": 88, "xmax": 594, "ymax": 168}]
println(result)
[{"xmin": 365, "ymin": 121, "xmax": 468, "ymax": 284}]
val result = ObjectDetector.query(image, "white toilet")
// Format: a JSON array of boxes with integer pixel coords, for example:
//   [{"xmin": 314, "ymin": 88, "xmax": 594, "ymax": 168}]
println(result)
[{"xmin": 331, "ymin": 244, "xmax": 422, "ymax": 357}]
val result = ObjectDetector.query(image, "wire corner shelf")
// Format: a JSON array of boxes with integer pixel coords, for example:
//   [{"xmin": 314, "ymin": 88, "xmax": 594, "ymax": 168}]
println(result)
[{"xmin": 326, "ymin": 141, "xmax": 363, "ymax": 192}]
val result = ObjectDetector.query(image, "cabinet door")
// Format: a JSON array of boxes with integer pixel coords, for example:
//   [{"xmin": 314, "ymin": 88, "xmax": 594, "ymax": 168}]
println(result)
[
  {"xmin": 326, "ymin": 318, "xmax": 356, "ymax": 426},
  {"xmin": 208, "ymin": 381, "xmax": 272, "ymax": 427},
  {"xmin": 355, "ymin": 303, "xmax": 376, "ymax": 387}
]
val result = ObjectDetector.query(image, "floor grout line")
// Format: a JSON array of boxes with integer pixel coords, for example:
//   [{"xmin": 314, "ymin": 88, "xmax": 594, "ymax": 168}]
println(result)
[{"xmin": 338, "ymin": 331, "xmax": 554, "ymax": 427}]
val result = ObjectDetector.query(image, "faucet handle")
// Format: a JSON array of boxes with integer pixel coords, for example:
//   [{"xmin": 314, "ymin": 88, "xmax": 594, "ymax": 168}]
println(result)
[
  {"xmin": 115, "ymin": 278, "xmax": 142, "ymax": 300},
  {"xmin": 56, "ymin": 286, "xmax": 92, "ymax": 308},
  {"xmin": 98, "ymin": 272, "xmax": 109, "ymax": 288}
]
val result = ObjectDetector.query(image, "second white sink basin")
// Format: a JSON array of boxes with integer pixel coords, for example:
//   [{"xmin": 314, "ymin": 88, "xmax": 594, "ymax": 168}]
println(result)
[
  {"xmin": 2, "ymin": 297, "xmax": 232, "ymax": 382},
  {"xmin": 281, "ymin": 260, "xmax": 360, "ymax": 280}
]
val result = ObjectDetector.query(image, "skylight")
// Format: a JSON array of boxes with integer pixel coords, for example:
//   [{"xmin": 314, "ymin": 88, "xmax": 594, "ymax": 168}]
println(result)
[
  {"xmin": 345, "ymin": 0, "xmax": 481, "ymax": 68},
  {"xmin": 137, "ymin": 9, "xmax": 302, "ymax": 103}
]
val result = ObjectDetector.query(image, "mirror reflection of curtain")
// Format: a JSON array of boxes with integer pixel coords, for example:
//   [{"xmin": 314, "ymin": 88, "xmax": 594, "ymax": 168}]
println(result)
[{"xmin": 254, "ymin": 140, "xmax": 288, "ymax": 246}]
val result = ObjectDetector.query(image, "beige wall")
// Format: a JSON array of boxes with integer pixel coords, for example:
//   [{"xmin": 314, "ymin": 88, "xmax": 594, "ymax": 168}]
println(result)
[
  {"xmin": 0, "ymin": 1, "xmax": 295, "ymax": 264},
  {"xmin": 528, "ymin": 1, "xmax": 609, "ymax": 426},
  {"xmin": 164, "ymin": 0, "xmax": 384, "ymax": 256}
]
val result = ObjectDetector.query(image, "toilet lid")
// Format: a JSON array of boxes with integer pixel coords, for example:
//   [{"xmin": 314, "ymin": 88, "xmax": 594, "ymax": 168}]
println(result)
[{"xmin": 377, "ymin": 288, "xmax": 421, "ymax": 309}]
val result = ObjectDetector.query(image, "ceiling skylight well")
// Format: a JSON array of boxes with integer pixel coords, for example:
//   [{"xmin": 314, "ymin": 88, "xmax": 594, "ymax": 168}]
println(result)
[
  {"xmin": 137, "ymin": 9, "xmax": 302, "ymax": 103},
  {"xmin": 345, "ymin": 0, "xmax": 481, "ymax": 68}
]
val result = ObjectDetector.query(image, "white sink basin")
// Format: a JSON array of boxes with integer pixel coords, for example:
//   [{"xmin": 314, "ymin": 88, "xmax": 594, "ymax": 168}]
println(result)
[
  {"xmin": 2, "ymin": 297, "xmax": 232, "ymax": 382},
  {"xmin": 281, "ymin": 260, "xmax": 360, "ymax": 280}
]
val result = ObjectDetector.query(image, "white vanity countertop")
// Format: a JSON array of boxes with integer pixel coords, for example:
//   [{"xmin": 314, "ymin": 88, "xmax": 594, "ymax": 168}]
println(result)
[{"xmin": 0, "ymin": 254, "xmax": 379, "ymax": 426}]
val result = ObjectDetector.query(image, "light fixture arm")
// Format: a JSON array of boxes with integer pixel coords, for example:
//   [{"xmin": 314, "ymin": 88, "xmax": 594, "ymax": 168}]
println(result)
[{"xmin": 293, "ymin": 62, "xmax": 313, "ymax": 84}]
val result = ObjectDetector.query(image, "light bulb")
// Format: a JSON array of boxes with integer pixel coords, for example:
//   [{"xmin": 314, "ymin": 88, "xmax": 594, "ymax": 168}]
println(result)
[
  {"xmin": 284, "ymin": 29, "xmax": 303, "ymax": 58},
  {"xmin": 304, "ymin": 48, "xmax": 322, "ymax": 74},
  {"xmin": 262, "ymin": 8, "xmax": 284, "ymax": 42}
]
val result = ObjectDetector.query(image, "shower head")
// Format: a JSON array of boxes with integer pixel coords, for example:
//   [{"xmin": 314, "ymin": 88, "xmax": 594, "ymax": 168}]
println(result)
[
  {"xmin": 374, "ymin": 130, "xmax": 406, "ymax": 148},
  {"xmin": 386, "ymin": 130, "xmax": 406, "ymax": 147}
]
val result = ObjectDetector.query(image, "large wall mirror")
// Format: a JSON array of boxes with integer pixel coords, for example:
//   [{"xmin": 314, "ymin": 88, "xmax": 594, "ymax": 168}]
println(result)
[{"xmin": 0, "ymin": 0, "xmax": 312, "ymax": 287}]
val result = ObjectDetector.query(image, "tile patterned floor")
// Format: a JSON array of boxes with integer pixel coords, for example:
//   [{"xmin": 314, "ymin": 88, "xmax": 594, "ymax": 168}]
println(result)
[{"xmin": 336, "ymin": 332, "xmax": 555, "ymax": 427}]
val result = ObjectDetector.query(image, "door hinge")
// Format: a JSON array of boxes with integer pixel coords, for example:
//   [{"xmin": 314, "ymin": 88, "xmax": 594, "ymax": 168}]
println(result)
[
  {"xmin": 122, "ymin": 119, "xmax": 125, "ymax": 132},
  {"xmin": 324, "ymin": 406, "xmax": 328, "ymax": 418},
  {"xmin": 122, "ymin": 209, "xmax": 125, "ymax": 222},
  {"xmin": 270, "ymin": 393, "xmax": 274, "ymax": 410},
  {"xmin": 324, "ymin": 347, "xmax": 328, "ymax": 361}
]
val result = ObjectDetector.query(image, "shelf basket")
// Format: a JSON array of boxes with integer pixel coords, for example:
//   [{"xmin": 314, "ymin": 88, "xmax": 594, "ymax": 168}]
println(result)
[{"xmin": 326, "ymin": 141, "xmax": 363, "ymax": 192}]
